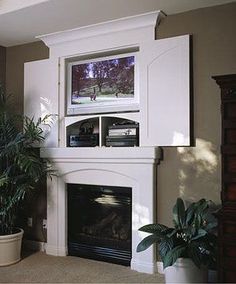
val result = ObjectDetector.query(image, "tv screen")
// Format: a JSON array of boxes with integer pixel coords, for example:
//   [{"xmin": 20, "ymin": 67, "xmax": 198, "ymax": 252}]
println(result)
[{"xmin": 66, "ymin": 53, "xmax": 138, "ymax": 115}]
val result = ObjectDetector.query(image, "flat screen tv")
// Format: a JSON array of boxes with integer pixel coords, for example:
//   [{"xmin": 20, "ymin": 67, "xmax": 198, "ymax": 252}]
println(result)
[{"xmin": 66, "ymin": 52, "xmax": 139, "ymax": 115}]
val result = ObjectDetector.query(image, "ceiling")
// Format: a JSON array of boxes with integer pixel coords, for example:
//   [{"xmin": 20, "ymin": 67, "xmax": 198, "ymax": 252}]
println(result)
[{"xmin": 0, "ymin": 0, "xmax": 235, "ymax": 47}]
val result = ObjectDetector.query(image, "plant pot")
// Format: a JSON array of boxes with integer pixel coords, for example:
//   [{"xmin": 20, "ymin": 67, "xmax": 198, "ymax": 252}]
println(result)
[
  {"xmin": 164, "ymin": 258, "xmax": 208, "ymax": 283},
  {"xmin": 0, "ymin": 228, "xmax": 24, "ymax": 266}
]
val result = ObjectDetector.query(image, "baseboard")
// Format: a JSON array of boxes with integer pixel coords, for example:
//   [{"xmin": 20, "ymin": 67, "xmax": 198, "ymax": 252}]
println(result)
[
  {"xmin": 46, "ymin": 244, "xmax": 67, "ymax": 256},
  {"xmin": 157, "ymin": 261, "xmax": 164, "ymax": 274},
  {"xmin": 131, "ymin": 259, "xmax": 158, "ymax": 274},
  {"xmin": 23, "ymin": 239, "xmax": 46, "ymax": 252}
]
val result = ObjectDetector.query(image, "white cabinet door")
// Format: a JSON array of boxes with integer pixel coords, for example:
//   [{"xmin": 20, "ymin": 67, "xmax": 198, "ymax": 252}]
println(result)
[
  {"xmin": 139, "ymin": 35, "xmax": 190, "ymax": 146},
  {"xmin": 24, "ymin": 58, "xmax": 59, "ymax": 147}
]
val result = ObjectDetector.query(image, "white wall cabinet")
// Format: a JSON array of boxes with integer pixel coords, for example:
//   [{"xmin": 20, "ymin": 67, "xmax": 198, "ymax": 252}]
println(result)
[
  {"xmin": 24, "ymin": 58, "xmax": 59, "ymax": 147},
  {"xmin": 24, "ymin": 11, "xmax": 191, "ymax": 274},
  {"xmin": 24, "ymin": 12, "xmax": 190, "ymax": 148},
  {"xmin": 139, "ymin": 35, "xmax": 190, "ymax": 146}
]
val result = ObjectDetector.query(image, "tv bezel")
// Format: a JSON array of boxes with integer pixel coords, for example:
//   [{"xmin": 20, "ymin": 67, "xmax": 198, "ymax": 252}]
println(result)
[{"xmin": 66, "ymin": 52, "xmax": 139, "ymax": 116}]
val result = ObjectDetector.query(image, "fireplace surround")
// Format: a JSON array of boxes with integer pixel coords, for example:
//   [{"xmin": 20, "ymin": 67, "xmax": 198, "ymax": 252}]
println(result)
[{"xmin": 40, "ymin": 147, "xmax": 161, "ymax": 273}]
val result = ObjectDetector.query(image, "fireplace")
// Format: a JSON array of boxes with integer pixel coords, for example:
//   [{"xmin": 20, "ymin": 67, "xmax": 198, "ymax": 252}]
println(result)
[
  {"xmin": 41, "ymin": 147, "xmax": 161, "ymax": 273},
  {"xmin": 67, "ymin": 183, "xmax": 132, "ymax": 265}
]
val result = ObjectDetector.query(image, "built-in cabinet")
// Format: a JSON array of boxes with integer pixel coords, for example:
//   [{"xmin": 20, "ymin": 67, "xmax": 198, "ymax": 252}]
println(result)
[
  {"xmin": 24, "ymin": 11, "xmax": 191, "ymax": 274},
  {"xmin": 24, "ymin": 11, "xmax": 190, "ymax": 149},
  {"xmin": 213, "ymin": 74, "xmax": 236, "ymax": 283},
  {"xmin": 65, "ymin": 114, "xmax": 139, "ymax": 147}
]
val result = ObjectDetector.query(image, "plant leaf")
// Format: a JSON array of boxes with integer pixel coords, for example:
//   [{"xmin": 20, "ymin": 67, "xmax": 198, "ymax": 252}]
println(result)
[
  {"xmin": 188, "ymin": 243, "xmax": 202, "ymax": 268},
  {"xmin": 136, "ymin": 234, "xmax": 160, "ymax": 252},
  {"xmin": 138, "ymin": 223, "xmax": 169, "ymax": 234},
  {"xmin": 185, "ymin": 202, "xmax": 196, "ymax": 225},
  {"xmin": 159, "ymin": 237, "xmax": 174, "ymax": 261},
  {"xmin": 191, "ymin": 228, "xmax": 207, "ymax": 240},
  {"xmin": 163, "ymin": 244, "xmax": 186, "ymax": 269},
  {"xmin": 173, "ymin": 198, "xmax": 185, "ymax": 229}
]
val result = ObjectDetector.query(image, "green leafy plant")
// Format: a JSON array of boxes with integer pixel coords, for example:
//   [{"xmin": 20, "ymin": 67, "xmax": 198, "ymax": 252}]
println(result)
[
  {"xmin": 137, "ymin": 198, "xmax": 217, "ymax": 269},
  {"xmin": 0, "ymin": 85, "xmax": 52, "ymax": 235}
]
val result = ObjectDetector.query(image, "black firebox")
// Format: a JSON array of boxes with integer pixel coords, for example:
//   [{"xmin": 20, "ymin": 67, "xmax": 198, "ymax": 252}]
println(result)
[{"xmin": 67, "ymin": 184, "xmax": 132, "ymax": 266}]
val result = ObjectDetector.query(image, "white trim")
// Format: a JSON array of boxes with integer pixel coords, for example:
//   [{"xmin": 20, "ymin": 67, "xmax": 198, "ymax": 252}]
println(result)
[
  {"xmin": 131, "ymin": 259, "xmax": 158, "ymax": 274},
  {"xmin": 46, "ymin": 244, "xmax": 67, "ymax": 256},
  {"xmin": 157, "ymin": 261, "xmax": 164, "ymax": 274},
  {"xmin": 66, "ymin": 52, "xmax": 139, "ymax": 116},
  {"xmin": 37, "ymin": 11, "xmax": 165, "ymax": 47},
  {"xmin": 42, "ymin": 146, "xmax": 160, "ymax": 274},
  {"xmin": 23, "ymin": 240, "xmax": 46, "ymax": 252},
  {"xmin": 40, "ymin": 146, "xmax": 161, "ymax": 162}
]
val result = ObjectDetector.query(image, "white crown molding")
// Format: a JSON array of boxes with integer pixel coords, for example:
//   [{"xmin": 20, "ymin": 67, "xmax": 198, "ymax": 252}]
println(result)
[{"xmin": 37, "ymin": 10, "xmax": 165, "ymax": 47}]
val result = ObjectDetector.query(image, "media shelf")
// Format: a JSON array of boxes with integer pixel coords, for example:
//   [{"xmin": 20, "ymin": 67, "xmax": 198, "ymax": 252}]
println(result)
[{"xmin": 65, "ymin": 112, "xmax": 140, "ymax": 148}]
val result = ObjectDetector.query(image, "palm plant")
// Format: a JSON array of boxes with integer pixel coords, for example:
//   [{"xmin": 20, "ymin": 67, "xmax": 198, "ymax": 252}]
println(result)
[
  {"xmin": 137, "ymin": 198, "xmax": 217, "ymax": 269},
  {"xmin": 0, "ymin": 85, "xmax": 51, "ymax": 235}
]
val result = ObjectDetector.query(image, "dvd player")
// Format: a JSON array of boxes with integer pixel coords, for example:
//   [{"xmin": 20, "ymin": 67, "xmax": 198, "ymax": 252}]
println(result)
[
  {"xmin": 69, "ymin": 134, "xmax": 99, "ymax": 147},
  {"xmin": 106, "ymin": 135, "xmax": 138, "ymax": 147}
]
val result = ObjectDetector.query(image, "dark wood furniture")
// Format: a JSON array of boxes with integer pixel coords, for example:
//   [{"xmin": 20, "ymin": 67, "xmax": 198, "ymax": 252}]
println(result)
[{"xmin": 213, "ymin": 74, "xmax": 236, "ymax": 283}]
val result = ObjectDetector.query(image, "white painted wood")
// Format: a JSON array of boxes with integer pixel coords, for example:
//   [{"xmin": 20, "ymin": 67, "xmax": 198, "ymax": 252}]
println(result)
[
  {"xmin": 40, "ymin": 11, "xmax": 165, "ymax": 59},
  {"xmin": 157, "ymin": 261, "xmax": 164, "ymax": 274},
  {"xmin": 26, "ymin": 11, "xmax": 191, "ymax": 275},
  {"xmin": 24, "ymin": 58, "xmax": 59, "ymax": 147},
  {"xmin": 64, "ymin": 113, "xmax": 140, "ymax": 129},
  {"xmin": 49, "ymin": 27, "xmax": 150, "ymax": 59},
  {"xmin": 139, "ymin": 35, "xmax": 190, "ymax": 146},
  {"xmin": 64, "ymin": 112, "xmax": 140, "ymax": 147},
  {"xmin": 41, "ymin": 146, "xmax": 161, "ymax": 274},
  {"xmin": 40, "ymin": 147, "xmax": 161, "ymax": 162},
  {"xmin": 38, "ymin": 11, "xmax": 164, "ymax": 48}
]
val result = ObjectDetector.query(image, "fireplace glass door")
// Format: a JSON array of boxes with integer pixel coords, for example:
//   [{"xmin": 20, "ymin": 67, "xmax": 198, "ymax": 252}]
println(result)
[{"xmin": 68, "ymin": 183, "xmax": 132, "ymax": 265}]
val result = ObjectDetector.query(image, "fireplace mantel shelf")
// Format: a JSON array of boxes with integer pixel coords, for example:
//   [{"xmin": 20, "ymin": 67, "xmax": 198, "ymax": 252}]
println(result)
[{"xmin": 40, "ymin": 147, "xmax": 162, "ymax": 163}]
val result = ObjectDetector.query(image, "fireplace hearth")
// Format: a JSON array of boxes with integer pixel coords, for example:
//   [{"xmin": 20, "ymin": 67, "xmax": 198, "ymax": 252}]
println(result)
[{"xmin": 68, "ymin": 183, "xmax": 132, "ymax": 265}]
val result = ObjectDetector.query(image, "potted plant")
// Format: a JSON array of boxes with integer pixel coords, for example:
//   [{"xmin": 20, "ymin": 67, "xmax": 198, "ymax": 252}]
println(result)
[
  {"xmin": 137, "ymin": 198, "xmax": 217, "ymax": 283},
  {"xmin": 0, "ymin": 85, "xmax": 51, "ymax": 266}
]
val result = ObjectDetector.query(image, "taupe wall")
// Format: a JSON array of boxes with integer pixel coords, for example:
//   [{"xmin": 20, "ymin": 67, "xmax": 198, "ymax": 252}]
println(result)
[
  {"xmin": 5, "ymin": 2, "xmax": 236, "ymax": 237},
  {"xmin": 0, "ymin": 46, "xmax": 6, "ymax": 87},
  {"xmin": 6, "ymin": 41, "xmax": 48, "ymax": 114},
  {"xmin": 6, "ymin": 42, "xmax": 49, "ymax": 241},
  {"xmin": 157, "ymin": 2, "xmax": 236, "ymax": 226}
]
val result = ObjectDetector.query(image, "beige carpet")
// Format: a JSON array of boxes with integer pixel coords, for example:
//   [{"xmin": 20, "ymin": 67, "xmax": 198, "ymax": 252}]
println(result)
[{"xmin": 0, "ymin": 251, "xmax": 164, "ymax": 283}]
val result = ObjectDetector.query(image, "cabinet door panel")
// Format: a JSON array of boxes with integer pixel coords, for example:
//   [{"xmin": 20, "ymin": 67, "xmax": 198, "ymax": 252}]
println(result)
[
  {"xmin": 139, "ymin": 35, "xmax": 190, "ymax": 146},
  {"xmin": 24, "ymin": 58, "xmax": 58, "ymax": 147}
]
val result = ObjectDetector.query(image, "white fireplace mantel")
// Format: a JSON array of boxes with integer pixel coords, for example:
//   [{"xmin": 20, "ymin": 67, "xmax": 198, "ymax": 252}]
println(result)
[
  {"xmin": 40, "ymin": 146, "xmax": 161, "ymax": 163},
  {"xmin": 41, "ymin": 147, "xmax": 162, "ymax": 274}
]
